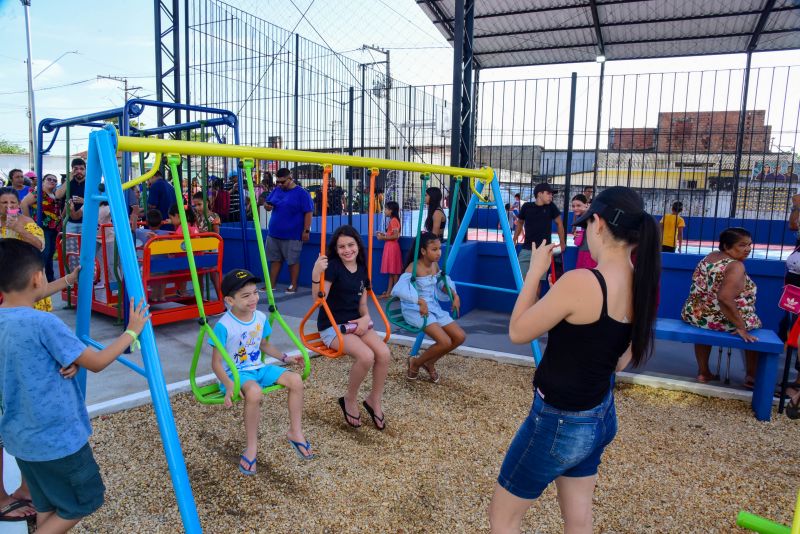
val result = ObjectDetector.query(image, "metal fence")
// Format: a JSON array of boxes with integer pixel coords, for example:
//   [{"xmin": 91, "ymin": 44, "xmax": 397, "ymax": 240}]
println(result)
[{"xmin": 183, "ymin": 0, "xmax": 800, "ymax": 257}]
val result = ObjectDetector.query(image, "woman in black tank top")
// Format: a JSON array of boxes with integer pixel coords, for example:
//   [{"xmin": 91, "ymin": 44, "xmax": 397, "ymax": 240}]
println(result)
[
  {"xmin": 489, "ymin": 187, "xmax": 661, "ymax": 534},
  {"xmin": 424, "ymin": 186, "xmax": 446, "ymax": 238}
]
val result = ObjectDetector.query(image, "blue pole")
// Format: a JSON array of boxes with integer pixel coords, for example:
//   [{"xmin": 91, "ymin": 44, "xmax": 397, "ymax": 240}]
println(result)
[
  {"xmin": 89, "ymin": 126, "xmax": 202, "ymax": 533},
  {"xmin": 490, "ymin": 175, "xmax": 542, "ymax": 363}
]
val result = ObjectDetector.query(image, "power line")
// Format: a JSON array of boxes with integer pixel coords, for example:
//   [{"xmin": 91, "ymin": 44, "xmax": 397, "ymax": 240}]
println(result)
[{"xmin": 0, "ymin": 77, "xmax": 95, "ymax": 96}]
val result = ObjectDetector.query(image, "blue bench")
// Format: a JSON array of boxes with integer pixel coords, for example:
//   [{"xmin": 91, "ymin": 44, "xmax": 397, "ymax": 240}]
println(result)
[{"xmin": 655, "ymin": 318, "xmax": 783, "ymax": 421}]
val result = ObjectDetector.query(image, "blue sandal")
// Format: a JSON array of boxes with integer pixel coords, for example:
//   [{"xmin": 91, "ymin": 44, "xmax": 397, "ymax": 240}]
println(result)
[
  {"xmin": 239, "ymin": 453, "xmax": 257, "ymax": 475},
  {"xmin": 287, "ymin": 438, "xmax": 315, "ymax": 460}
]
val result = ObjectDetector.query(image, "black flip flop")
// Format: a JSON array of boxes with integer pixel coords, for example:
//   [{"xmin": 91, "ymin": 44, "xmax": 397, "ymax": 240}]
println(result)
[
  {"xmin": 362, "ymin": 400, "xmax": 386, "ymax": 431},
  {"xmin": 338, "ymin": 397, "xmax": 361, "ymax": 428},
  {"xmin": 0, "ymin": 500, "xmax": 34, "ymax": 522}
]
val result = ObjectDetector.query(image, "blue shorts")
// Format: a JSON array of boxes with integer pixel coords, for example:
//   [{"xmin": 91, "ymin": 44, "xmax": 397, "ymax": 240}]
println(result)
[
  {"xmin": 401, "ymin": 306, "xmax": 454, "ymax": 330},
  {"xmin": 17, "ymin": 443, "xmax": 105, "ymax": 520},
  {"xmin": 497, "ymin": 388, "xmax": 617, "ymax": 500},
  {"xmin": 219, "ymin": 364, "xmax": 287, "ymax": 393}
]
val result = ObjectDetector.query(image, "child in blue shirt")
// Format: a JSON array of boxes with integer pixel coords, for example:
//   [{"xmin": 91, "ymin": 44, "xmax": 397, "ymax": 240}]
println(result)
[
  {"xmin": 391, "ymin": 231, "xmax": 465, "ymax": 383},
  {"xmin": 210, "ymin": 269, "xmax": 313, "ymax": 475},
  {"xmin": 0, "ymin": 238, "xmax": 149, "ymax": 532}
]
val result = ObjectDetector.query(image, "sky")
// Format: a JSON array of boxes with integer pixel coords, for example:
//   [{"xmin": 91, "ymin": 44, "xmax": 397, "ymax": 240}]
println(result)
[{"xmin": 0, "ymin": 0, "xmax": 798, "ymax": 163}]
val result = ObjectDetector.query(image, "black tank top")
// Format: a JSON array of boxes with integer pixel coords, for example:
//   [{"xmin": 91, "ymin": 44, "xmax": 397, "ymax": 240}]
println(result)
[
  {"xmin": 533, "ymin": 270, "xmax": 632, "ymax": 411},
  {"xmin": 425, "ymin": 208, "xmax": 446, "ymax": 234}
]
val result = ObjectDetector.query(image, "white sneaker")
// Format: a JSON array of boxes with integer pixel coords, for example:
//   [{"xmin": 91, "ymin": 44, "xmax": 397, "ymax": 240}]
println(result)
[{"xmin": 285, "ymin": 285, "xmax": 297, "ymax": 294}]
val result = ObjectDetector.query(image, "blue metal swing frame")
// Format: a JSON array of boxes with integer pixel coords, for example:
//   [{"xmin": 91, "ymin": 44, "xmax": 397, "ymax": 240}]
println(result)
[{"xmin": 408, "ymin": 174, "xmax": 543, "ymax": 364}]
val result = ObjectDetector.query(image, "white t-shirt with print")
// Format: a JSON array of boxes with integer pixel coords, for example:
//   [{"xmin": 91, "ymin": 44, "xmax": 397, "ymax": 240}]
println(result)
[{"xmin": 210, "ymin": 310, "xmax": 271, "ymax": 372}]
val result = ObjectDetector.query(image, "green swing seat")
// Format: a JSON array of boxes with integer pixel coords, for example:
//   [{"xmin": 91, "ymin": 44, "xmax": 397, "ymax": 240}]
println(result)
[{"xmin": 159, "ymin": 155, "xmax": 310, "ymax": 405}]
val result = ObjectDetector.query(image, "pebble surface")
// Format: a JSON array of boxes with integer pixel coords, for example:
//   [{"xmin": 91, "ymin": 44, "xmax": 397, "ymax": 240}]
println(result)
[{"xmin": 74, "ymin": 347, "xmax": 800, "ymax": 533}]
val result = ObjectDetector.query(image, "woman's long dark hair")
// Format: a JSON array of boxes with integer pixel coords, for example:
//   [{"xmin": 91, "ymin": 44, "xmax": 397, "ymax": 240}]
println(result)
[
  {"xmin": 404, "ymin": 231, "xmax": 440, "ymax": 270},
  {"xmin": 327, "ymin": 224, "xmax": 366, "ymax": 267},
  {"xmin": 424, "ymin": 187, "xmax": 443, "ymax": 232},
  {"xmin": 385, "ymin": 200, "xmax": 400, "ymax": 223},
  {"xmin": 593, "ymin": 187, "xmax": 661, "ymax": 368}
]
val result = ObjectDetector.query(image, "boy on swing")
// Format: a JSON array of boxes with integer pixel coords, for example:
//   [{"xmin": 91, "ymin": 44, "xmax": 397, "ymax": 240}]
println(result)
[{"xmin": 210, "ymin": 269, "xmax": 314, "ymax": 475}]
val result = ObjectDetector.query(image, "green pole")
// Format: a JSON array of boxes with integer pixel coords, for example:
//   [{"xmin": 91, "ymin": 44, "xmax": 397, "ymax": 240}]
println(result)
[
  {"xmin": 411, "ymin": 174, "xmax": 429, "ymax": 282},
  {"xmin": 241, "ymin": 158, "xmax": 310, "ymax": 379},
  {"xmin": 737, "ymin": 511, "xmax": 791, "ymax": 534}
]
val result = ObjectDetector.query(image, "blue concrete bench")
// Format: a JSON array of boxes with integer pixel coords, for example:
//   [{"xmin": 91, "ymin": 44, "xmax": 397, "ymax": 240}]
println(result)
[{"xmin": 655, "ymin": 318, "xmax": 783, "ymax": 421}]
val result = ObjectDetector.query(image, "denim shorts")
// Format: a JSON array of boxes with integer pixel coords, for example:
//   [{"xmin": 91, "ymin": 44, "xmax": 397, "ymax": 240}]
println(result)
[
  {"xmin": 218, "ymin": 364, "xmax": 287, "ymax": 393},
  {"xmin": 17, "ymin": 443, "xmax": 105, "ymax": 520},
  {"xmin": 497, "ymin": 388, "xmax": 617, "ymax": 500}
]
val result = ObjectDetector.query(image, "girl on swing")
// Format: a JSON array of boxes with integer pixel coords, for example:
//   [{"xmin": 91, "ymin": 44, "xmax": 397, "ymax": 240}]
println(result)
[
  {"xmin": 311, "ymin": 225, "xmax": 391, "ymax": 430},
  {"xmin": 391, "ymin": 231, "xmax": 465, "ymax": 383}
]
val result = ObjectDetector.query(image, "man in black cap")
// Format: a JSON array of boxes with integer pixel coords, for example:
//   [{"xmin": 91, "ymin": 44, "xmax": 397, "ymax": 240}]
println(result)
[{"xmin": 513, "ymin": 182, "xmax": 566, "ymax": 295}]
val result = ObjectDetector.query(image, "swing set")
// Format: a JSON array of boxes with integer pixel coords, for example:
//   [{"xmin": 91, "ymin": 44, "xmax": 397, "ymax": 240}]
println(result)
[
  {"xmin": 383, "ymin": 173, "xmax": 461, "ymax": 334},
  {"xmin": 78, "ymin": 122, "xmax": 529, "ymax": 532}
]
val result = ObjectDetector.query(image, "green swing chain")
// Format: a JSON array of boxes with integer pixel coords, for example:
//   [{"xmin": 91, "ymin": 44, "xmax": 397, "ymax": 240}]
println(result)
[
  {"xmin": 166, "ymin": 154, "xmax": 242, "ymax": 402},
  {"xmin": 240, "ymin": 158, "xmax": 310, "ymax": 381}
]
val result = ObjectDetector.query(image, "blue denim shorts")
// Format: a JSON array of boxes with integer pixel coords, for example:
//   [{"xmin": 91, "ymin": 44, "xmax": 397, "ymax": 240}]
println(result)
[
  {"xmin": 497, "ymin": 388, "xmax": 617, "ymax": 500},
  {"xmin": 218, "ymin": 364, "xmax": 287, "ymax": 393}
]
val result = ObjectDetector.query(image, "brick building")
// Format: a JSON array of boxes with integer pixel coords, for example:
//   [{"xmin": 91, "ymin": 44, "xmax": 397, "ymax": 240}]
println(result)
[{"xmin": 609, "ymin": 110, "xmax": 772, "ymax": 153}]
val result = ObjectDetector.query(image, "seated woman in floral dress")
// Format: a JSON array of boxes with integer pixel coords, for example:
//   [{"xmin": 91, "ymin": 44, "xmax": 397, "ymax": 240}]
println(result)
[{"xmin": 681, "ymin": 227, "xmax": 761, "ymax": 388}]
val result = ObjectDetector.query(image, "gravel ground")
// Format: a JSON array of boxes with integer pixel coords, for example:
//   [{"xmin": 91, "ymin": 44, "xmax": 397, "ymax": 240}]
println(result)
[{"xmin": 74, "ymin": 346, "xmax": 800, "ymax": 533}]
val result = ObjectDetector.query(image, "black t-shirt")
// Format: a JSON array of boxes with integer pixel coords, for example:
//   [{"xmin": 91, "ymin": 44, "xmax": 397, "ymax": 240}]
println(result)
[
  {"xmin": 67, "ymin": 178, "xmax": 86, "ymax": 223},
  {"xmin": 317, "ymin": 257, "xmax": 368, "ymax": 331},
  {"xmin": 328, "ymin": 186, "xmax": 344, "ymax": 215},
  {"xmin": 518, "ymin": 201, "xmax": 560, "ymax": 250}
]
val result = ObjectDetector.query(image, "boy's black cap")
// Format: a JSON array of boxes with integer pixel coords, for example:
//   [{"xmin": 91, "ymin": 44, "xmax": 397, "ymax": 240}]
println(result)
[{"xmin": 221, "ymin": 269, "xmax": 262, "ymax": 297}]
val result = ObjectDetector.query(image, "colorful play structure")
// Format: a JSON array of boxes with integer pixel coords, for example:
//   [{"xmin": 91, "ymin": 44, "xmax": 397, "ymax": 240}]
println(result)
[
  {"xmin": 37, "ymin": 100, "xmax": 251, "ymax": 325},
  {"xmin": 67, "ymin": 118, "xmax": 536, "ymax": 531}
]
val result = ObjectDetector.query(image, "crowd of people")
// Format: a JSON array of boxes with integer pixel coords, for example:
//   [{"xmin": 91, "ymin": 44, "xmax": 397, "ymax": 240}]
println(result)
[{"xmin": 1, "ymin": 160, "xmax": 799, "ymax": 533}]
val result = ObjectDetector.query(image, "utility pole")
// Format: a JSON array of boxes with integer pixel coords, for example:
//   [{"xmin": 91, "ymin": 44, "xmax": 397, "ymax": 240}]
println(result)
[
  {"xmin": 22, "ymin": 0, "xmax": 36, "ymax": 170},
  {"xmin": 362, "ymin": 44, "xmax": 391, "ymax": 160},
  {"xmin": 97, "ymin": 75, "xmax": 143, "ymax": 105}
]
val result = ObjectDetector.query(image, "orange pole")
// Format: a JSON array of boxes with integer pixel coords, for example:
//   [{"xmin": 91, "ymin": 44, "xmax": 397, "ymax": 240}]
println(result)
[
  {"xmin": 319, "ymin": 164, "xmax": 332, "ymax": 291},
  {"xmin": 366, "ymin": 167, "xmax": 391, "ymax": 341}
]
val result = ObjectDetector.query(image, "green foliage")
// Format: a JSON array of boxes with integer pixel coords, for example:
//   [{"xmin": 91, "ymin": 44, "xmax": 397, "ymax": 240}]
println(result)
[{"xmin": 0, "ymin": 138, "xmax": 25, "ymax": 154}]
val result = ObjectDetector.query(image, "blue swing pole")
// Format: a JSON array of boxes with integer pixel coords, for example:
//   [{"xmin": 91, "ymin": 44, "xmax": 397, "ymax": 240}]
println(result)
[
  {"xmin": 83, "ymin": 126, "xmax": 202, "ymax": 533},
  {"xmin": 417, "ymin": 173, "xmax": 542, "ymax": 364}
]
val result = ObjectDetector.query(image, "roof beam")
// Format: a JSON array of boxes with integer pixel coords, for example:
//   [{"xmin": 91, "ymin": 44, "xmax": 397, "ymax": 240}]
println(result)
[
  {"xmin": 748, "ymin": 0, "xmax": 777, "ymax": 51},
  {"xmin": 444, "ymin": 7, "xmax": 798, "ymax": 41},
  {"xmin": 418, "ymin": 0, "xmax": 649, "ymax": 25},
  {"xmin": 419, "ymin": 0, "xmax": 455, "ymax": 42},
  {"xmin": 473, "ymin": 28, "xmax": 799, "ymax": 56},
  {"xmin": 588, "ymin": 0, "xmax": 605, "ymax": 57}
]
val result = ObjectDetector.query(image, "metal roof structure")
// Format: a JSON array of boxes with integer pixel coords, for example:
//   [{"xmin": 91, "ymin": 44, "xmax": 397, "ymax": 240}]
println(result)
[{"xmin": 417, "ymin": 0, "xmax": 800, "ymax": 68}]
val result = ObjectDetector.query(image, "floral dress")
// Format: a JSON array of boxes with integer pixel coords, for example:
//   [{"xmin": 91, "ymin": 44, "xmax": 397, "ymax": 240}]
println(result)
[
  {"xmin": 1, "ymin": 222, "xmax": 52, "ymax": 312},
  {"xmin": 681, "ymin": 256, "xmax": 761, "ymax": 332}
]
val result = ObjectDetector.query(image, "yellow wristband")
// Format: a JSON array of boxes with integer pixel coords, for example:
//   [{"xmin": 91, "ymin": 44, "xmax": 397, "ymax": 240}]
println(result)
[{"xmin": 124, "ymin": 329, "xmax": 141, "ymax": 351}]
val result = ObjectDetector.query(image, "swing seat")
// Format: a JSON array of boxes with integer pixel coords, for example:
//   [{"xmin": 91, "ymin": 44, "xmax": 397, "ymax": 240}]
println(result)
[
  {"xmin": 189, "ymin": 321, "xmax": 310, "ymax": 405},
  {"xmin": 299, "ymin": 298, "xmax": 346, "ymax": 358},
  {"xmin": 384, "ymin": 296, "xmax": 427, "ymax": 334},
  {"xmin": 191, "ymin": 380, "xmax": 286, "ymax": 405}
]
